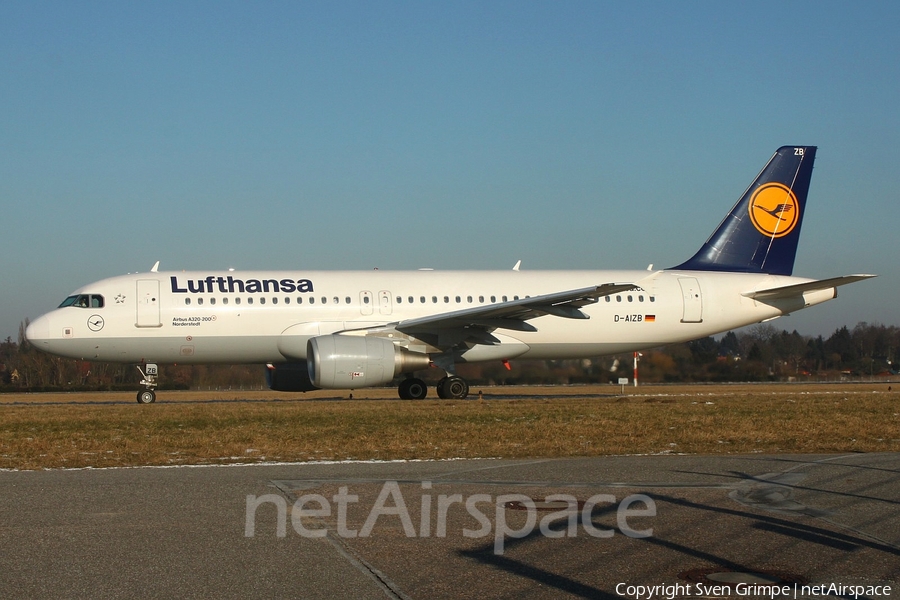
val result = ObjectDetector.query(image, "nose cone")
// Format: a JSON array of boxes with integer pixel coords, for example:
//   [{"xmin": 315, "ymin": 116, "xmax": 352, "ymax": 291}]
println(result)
[{"xmin": 25, "ymin": 315, "xmax": 50, "ymax": 345}]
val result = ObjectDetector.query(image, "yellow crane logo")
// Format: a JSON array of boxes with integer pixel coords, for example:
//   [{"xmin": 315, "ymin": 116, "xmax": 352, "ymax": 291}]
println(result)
[{"xmin": 749, "ymin": 183, "xmax": 799, "ymax": 238}]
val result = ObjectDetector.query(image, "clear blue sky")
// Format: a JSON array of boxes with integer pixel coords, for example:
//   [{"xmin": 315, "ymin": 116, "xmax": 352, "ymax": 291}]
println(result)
[{"xmin": 2, "ymin": 1, "xmax": 898, "ymax": 341}]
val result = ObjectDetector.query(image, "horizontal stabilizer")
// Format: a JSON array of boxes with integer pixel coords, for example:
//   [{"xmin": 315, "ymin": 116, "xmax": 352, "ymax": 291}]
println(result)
[{"xmin": 742, "ymin": 274, "xmax": 876, "ymax": 300}]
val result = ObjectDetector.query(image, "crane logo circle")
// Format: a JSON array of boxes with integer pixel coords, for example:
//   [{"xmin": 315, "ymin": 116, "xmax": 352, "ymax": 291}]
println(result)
[
  {"xmin": 87, "ymin": 315, "xmax": 105, "ymax": 332},
  {"xmin": 749, "ymin": 183, "xmax": 799, "ymax": 238}
]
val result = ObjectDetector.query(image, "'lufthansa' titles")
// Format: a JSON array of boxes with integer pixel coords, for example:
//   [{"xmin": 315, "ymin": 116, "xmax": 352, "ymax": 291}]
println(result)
[{"xmin": 170, "ymin": 276, "xmax": 314, "ymax": 294}]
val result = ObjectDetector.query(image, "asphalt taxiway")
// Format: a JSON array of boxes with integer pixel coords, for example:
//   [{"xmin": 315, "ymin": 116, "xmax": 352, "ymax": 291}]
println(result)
[{"xmin": 1, "ymin": 453, "xmax": 898, "ymax": 599}]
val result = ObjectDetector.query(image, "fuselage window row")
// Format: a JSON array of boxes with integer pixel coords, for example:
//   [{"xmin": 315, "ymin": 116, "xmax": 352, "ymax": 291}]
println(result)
[
  {"xmin": 180, "ymin": 293, "xmax": 533, "ymax": 307},
  {"xmin": 183, "ymin": 296, "xmax": 356, "ymax": 306},
  {"xmin": 605, "ymin": 295, "xmax": 655, "ymax": 303}
]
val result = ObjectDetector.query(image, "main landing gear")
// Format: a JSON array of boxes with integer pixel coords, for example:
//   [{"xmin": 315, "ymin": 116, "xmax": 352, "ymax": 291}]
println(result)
[
  {"xmin": 437, "ymin": 376, "xmax": 469, "ymax": 399},
  {"xmin": 136, "ymin": 363, "xmax": 159, "ymax": 404},
  {"xmin": 397, "ymin": 375, "xmax": 470, "ymax": 400},
  {"xmin": 398, "ymin": 377, "xmax": 428, "ymax": 400}
]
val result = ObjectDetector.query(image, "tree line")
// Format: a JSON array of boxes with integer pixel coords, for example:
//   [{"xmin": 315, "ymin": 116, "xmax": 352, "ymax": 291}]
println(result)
[{"xmin": 2, "ymin": 321, "xmax": 898, "ymax": 392}]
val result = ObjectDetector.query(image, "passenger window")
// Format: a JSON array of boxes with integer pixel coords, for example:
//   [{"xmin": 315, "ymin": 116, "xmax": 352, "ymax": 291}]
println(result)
[
  {"xmin": 297, "ymin": 297, "xmax": 303, "ymax": 304},
  {"xmin": 362, "ymin": 296, "xmax": 368, "ymax": 304},
  {"xmin": 260, "ymin": 298, "xmax": 266, "ymax": 305},
  {"xmin": 627, "ymin": 295, "xmax": 632, "ymax": 302},
  {"xmin": 310, "ymin": 297, "xmax": 315, "ymax": 304},
  {"xmin": 420, "ymin": 296, "xmax": 426, "ymax": 303},
  {"xmin": 345, "ymin": 297, "xmax": 351, "ymax": 304},
  {"xmin": 432, "ymin": 296, "xmax": 437, "ymax": 303},
  {"xmin": 408, "ymin": 296, "xmax": 414, "ymax": 303},
  {"xmin": 502, "ymin": 296, "xmax": 508, "ymax": 302},
  {"xmin": 491, "ymin": 296, "xmax": 496, "ymax": 303},
  {"xmin": 478, "ymin": 296, "xmax": 484, "ymax": 303},
  {"xmin": 198, "ymin": 298, "xmax": 204, "ymax": 306},
  {"xmin": 248, "ymin": 298, "xmax": 253, "ymax": 305},
  {"xmin": 284, "ymin": 297, "xmax": 290, "ymax": 304},
  {"xmin": 333, "ymin": 297, "xmax": 339, "ymax": 304},
  {"xmin": 444, "ymin": 296, "xmax": 449, "ymax": 303},
  {"xmin": 272, "ymin": 298, "xmax": 278, "ymax": 305},
  {"xmin": 616, "ymin": 296, "xmax": 622, "ymax": 302},
  {"xmin": 321, "ymin": 297, "xmax": 327, "ymax": 304},
  {"xmin": 650, "ymin": 296, "xmax": 656, "ymax": 302},
  {"xmin": 605, "ymin": 296, "xmax": 611, "ymax": 302},
  {"xmin": 185, "ymin": 298, "xmax": 191, "ymax": 306},
  {"xmin": 638, "ymin": 295, "xmax": 644, "ymax": 302},
  {"xmin": 455, "ymin": 296, "xmax": 460, "ymax": 303},
  {"xmin": 235, "ymin": 298, "xmax": 241, "ymax": 305},
  {"xmin": 396, "ymin": 296, "xmax": 402, "ymax": 304},
  {"xmin": 223, "ymin": 298, "xmax": 229, "ymax": 305},
  {"xmin": 210, "ymin": 298, "xmax": 216, "ymax": 305}
]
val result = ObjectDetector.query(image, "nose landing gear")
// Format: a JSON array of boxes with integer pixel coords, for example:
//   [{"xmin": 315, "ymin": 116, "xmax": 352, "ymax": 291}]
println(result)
[{"xmin": 136, "ymin": 363, "xmax": 158, "ymax": 404}]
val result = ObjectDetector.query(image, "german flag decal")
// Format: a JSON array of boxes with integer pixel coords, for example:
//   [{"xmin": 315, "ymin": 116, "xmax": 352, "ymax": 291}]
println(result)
[{"xmin": 645, "ymin": 315, "xmax": 656, "ymax": 322}]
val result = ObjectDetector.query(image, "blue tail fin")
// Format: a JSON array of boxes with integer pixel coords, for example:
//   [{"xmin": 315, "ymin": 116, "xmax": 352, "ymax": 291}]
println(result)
[{"xmin": 672, "ymin": 145, "xmax": 816, "ymax": 276}]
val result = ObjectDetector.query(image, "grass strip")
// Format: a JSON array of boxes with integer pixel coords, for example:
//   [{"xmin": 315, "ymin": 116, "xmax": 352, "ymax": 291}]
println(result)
[{"xmin": 1, "ymin": 385, "xmax": 897, "ymax": 470}]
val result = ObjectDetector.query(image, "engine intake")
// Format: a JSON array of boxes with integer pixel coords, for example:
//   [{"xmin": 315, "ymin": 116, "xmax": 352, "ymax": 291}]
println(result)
[{"xmin": 307, "ymin": 335, "xmax": 430, "ymax": 389}]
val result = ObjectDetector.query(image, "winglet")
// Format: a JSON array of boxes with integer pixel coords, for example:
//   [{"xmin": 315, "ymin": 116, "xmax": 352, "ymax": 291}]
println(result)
[{"xmin": 150, "ymin": 261, "xmax": 160, "ymax": 273}]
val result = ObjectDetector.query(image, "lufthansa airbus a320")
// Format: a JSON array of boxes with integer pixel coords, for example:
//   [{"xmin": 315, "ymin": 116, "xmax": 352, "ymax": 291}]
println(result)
[{"xmin": 26, "ymin": 146, "xmax": 874, "ymax": 402}]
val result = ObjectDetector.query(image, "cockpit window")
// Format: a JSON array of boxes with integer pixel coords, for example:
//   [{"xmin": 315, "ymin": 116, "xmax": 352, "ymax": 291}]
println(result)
[
  {"xmin": 58, "ymin": 295, "xmax": 80, "ymax": 308},
  {"xmin": 58, "ymin": 294, "xmax": 104, "ymax": 309}
]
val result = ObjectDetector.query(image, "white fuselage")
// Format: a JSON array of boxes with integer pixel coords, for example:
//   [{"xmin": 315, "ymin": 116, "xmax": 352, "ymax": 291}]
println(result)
[{"xmin": 25, "ymin": 268, "xmax": 834, "ymax": 365}]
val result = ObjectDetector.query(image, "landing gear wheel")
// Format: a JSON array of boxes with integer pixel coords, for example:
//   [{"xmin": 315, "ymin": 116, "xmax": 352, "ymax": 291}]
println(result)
[
  {"xmin": 398, "ymin": 378, "xmax": 428, "ymax": 400},
  {"xmin": 136, "ymin": 390, "xmax": 157, "ymax": 404},
  {"xmin": 136, "ymin": 363, "xmax": 159, "ymax": 405},
  {"xmin": 437, "ymin": 376, "xmax": 469, "ymax": 399}
]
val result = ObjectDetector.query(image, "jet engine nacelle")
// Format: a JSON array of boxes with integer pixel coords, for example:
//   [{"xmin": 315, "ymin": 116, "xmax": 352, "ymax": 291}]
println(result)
[
  {"xmin": 265, "ymin": 361, "xmax": 319, "ymax": 392},
  {"xmin": 307, "ymin": 335, "xmax": 430, "ymax": 389}
]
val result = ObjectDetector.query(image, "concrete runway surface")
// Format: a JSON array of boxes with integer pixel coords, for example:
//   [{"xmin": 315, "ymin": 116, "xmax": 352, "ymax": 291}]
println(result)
[{"xmin": 1, "ymin": 453, "xmax": 897, "ymax": 599}]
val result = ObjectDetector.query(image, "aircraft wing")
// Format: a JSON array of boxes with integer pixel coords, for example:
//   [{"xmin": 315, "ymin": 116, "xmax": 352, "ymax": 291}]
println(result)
[
  {"xmin": 393, "ymin": 283, "xmax": 637, "ymax": 348},
  {"xmin": 742, "ymin": 274, "xmax": 876, "ymax": 300}
]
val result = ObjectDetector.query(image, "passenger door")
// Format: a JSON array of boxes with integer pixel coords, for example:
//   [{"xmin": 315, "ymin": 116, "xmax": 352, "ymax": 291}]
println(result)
[{"xmin": 136, "ymin": 279, "xmax": 162, "ymax": 327}]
